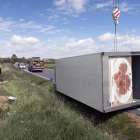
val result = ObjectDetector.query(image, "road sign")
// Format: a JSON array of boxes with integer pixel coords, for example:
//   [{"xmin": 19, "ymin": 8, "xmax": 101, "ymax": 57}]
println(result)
[{"xmin": 112, "ymin": 8, "xmax": 120, "ymax": 20}]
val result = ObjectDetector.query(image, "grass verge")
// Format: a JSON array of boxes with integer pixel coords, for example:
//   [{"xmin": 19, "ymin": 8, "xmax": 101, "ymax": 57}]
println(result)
[
  {"xmin": 0, "ymin": 64, "xmax": 112, "ymax": 140},
  {"xmin": 44, "ymin": 63, "xmax": 54, "ymax": 69},
  {"xmin": 1, "ymin": 63, "xmax": 6, "ymax": 70}
]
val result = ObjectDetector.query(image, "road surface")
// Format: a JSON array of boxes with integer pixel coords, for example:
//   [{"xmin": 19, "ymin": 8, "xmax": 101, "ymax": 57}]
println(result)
[{"xmin": 14, "ymin": 64, "xmax": 55, "ymax": 82}]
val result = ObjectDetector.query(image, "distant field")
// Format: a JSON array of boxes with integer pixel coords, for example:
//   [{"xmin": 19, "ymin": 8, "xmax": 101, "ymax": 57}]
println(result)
[
  {"xmin": 44, "ymin": 63, "xmax": 54, "ymax": 69},
  {"xmin": 1, "ymin": 63, "xmax": 6, "ymax": 70}
]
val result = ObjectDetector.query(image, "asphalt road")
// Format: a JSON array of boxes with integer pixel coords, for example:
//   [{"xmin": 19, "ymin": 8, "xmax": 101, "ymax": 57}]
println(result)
[
  {"xmin": 14, "ymin": 64, "xmax": 55, "ymax": 82},
  {"xmin": 14, "ymin": 64, "xmax": 140, "ymax": 116},
  {"xmin": 126, "ymin": 105, "xmax": 140, "ymax": 116}
]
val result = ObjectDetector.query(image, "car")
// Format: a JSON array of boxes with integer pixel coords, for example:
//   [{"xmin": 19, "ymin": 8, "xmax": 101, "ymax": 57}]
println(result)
[
  {"xmin": 15, "ymin": 62, "xmax": 19, "ymax": 66},
  {"xmin": 19, "ymin": 63, "xmax": 26, "ymax": 69}
]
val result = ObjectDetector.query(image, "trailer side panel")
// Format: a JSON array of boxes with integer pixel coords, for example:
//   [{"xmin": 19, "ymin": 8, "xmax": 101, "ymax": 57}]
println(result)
[{"xmin": 56, "ymin": 53, "xmax": 103, "ymax": 112}]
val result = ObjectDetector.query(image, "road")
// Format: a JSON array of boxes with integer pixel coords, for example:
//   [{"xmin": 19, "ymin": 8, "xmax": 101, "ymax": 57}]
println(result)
[
  {"xmin": 14, "ymin": 64, "xmax": 140, "ymax": 116},
  {"xmin": 14, "ymin": 64, "xmax": 55, "ymax": 82},
  {"xmin": 126, "ymin": 105, "xmax": 140, "ymax": 116}
]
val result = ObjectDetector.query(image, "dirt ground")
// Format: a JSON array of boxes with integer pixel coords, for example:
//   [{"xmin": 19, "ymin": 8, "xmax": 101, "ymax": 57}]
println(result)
[
  {"xmin": 125, "ymin": 112, "xmax": 140, "ymax": 129},
  {"xmin": 2, "ymin": 63, "xmax": 10, "ymax": 72},
  {"xmin": 0, "ymin": 96, "xmax": 9, "ymax": 110}
]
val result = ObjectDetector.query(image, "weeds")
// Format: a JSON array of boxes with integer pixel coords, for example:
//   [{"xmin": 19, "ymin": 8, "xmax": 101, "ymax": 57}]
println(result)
[{"xmin": 0, "ymin": 64, "xmax": 112, "ymax": 140}]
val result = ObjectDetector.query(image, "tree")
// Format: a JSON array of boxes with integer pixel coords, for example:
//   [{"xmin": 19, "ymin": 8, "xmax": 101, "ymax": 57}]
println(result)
[
  {"xmin": 11, "ymin": 54, "xmax": 17, "ymax": 63},
  {"xmin": 10, "ymin": 59, "xmax": 14, "ymax": 64},
  {"xmin": 0, "ymin": 57, "xmax": 4, "ymax": 64}
]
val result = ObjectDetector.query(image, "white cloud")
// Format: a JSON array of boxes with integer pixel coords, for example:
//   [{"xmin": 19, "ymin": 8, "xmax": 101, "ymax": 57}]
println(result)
[
  {"xmin": 132, "ymin": 29, "xmax": 136, "ymax": 33},
  {"xmin": 36, "ymin": 38, "xmax": 98, "ymax": 58},
  {"xmin": 19, "ymin": 19, "xmax": 24, "ymax": 22},
  {"xmin": 7, "ymin": 35, "xmax": 41, "ymax": 52},
  {"xmin": 94, "ymin": 0, "xmax": 112, "ymax": 9},
  {"xmin": 99, "ymin": 33, "xmax": 140, "ymax": 52},
  {"xmin": 3, "ymin": 3, "xmax": 10, "ymax": 9},
  {"xmin": 92, "ymin": 1, "xmax": 140, "ymax": 15},
  {"xmin": 99, "ymin": 33, "xmax": 114, "ymax": 42},
  {"xmin": 81, "ymin": 18, "xmax": 88, "ymax": 20},
  {"xmin": 1, "ymin": 33, "xmax": 140, "ymax": 59},
  {"xmin": 62, "ymin": 17, "xmax": 67, "ymax": 20},
  {"xmin": 0, "ymin": 21, "xmax": 15, "ymax": 31},
  {"xmin": 48, "ymin": 14, "xmax": 59, "ymax": 19},
  {"xmin": 54, "ymin": 0, "xmax": 88, "ymax": 13},
  {"xmin": 12, "ymin": 21, "xmax": 42, "ymax": 29},
  {"xmin": 120, "ymin": 2, "xmax": 134, "ymax": 12},
  {"xmin": 40, "ymin": 14, "xmax": 44, "ymax": 17},
  {"xmin": 0, "ymin": 35, "xmax": 42, "ymax": 58},
  {"xmin": 47, "ymin": 29, "xmax": 70, "ymax": 34},
  {"xmin": 0, "ymin": 17, "xmax": 3, "ymax": 22},
  {"xmin": 99, "ymin": 33, "xmax": 125, "ymax": 43},
  {"xmin": 38, "ymin": 25, "xmax": 55, "ymax": 32},
  {"xmin": 54, "ymin": 0, "xmax": 66, "ymax": 6}
]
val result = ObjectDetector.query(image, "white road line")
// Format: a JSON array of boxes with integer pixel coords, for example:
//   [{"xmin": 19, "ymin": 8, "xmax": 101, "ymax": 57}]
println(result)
[
  {"xmin": 44, "ymin": 68, "xmax": 54, "ymax": 71},
  {"xmin": 22, "ymin": 69, "xmax": 50, "ymax": 80},
  {"xmin": 14, "ymin": 64, "xmax": 55, "ymax": 81}
]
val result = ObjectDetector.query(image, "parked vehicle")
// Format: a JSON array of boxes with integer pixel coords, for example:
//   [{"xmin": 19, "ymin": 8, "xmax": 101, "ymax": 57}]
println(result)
[
  {"xmin": 15, "ymin": 62, "xmax": 19, "ymax": 66},
  {"xmin": 19, "ymin": 63, "xmax": 26, "ymax": 69},
  {"xmin": 55, "ymin": 52, "xmax": 140, "ymax": 113},
  {"xmin": 28, "ymin": 57, "xmax": 44, "ymax": 72}
]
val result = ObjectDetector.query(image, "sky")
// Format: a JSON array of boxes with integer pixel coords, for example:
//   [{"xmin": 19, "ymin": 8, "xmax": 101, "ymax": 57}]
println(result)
[{"xmin": 0, "ymin": 0, "xmax": 140, "ymax": 59}]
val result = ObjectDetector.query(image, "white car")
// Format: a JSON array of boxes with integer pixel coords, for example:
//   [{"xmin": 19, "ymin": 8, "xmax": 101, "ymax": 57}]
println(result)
[{"xmin": 19, "ymin": 63, "xmax": 26, "ymax": 69}]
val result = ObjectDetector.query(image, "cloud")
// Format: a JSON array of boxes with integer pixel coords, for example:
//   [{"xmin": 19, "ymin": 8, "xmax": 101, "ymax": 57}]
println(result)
[
  {"xmin": 38, "ymin": 25, "xmax": 55, "ymax": 32},
  {"xmin": 0, "ymin": 20, "xmax": 15, "ymax": 31},
  {"xmin": 36, "ymin": 37, "xmax": 98, "ymax": 58},
  {"xmin": 22, "ymin": 5, "xmax": 26, "ymax": 7},
  {"xmin": 132, "ymin": 29, "xmax": 136, "ymax": 33},
  {"xmin": 92, "ymin": 1, "xmax": 140, "ymax": 15},
  {"xmin": 99, "ymin": 33, "xmax": 140, "ymax": 52},
  {"xmin": 19, "ymin": 19, "xmax": 24, "ymax": 22},
  {"xmin": 94, "ymin": 0, "xmax": 112, "ymax": 9},
  {"xmin": 48, "ymin": 14, "xmax": 59, "ymax": 19},
  {"xmin": 47, "ymin": 29, "xmax": 70, "ymax": 34},
  {"xmin": 0, "ymin": 35, "xmax": 41, "ymax": 58},
  {"xmin": 0, "ymin": 17, "xmax": 3, "ymax": 22},
  {"xmin": 120, "ymin": 2, "xmax": 134, "ymax": 12},
  {"xmin": 3, "ymin": 3, "xmax": 10, "ymax": 9},
  {"xmin": 81, "ymin": 18, "xmax": 88, "ymax": 20},
  {"xmin": 54, "ymin": 0, "xmax": 88, "ymax": 13},
  {"xmin": 7, "ymin": 35, "xmax": 41, "ymax": 52},
  {"xmin": 99, "ymin": 33, "xmax": 125, "ymax": 43},
  {"xmin": 12, "ymin": 21, "xmax": 42, "ymax": 29}
]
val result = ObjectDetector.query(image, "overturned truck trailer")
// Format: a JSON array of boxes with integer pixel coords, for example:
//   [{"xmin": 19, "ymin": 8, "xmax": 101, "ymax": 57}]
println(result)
[{"xmin": 55, "ymin": 52, "xmax": 140, "ymax": 113}]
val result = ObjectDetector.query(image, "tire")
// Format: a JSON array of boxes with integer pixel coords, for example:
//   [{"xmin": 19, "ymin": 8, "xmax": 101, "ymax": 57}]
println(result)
[{"xmin": 28, "ymin": 66, "xmax": 30, "ymax": 71}]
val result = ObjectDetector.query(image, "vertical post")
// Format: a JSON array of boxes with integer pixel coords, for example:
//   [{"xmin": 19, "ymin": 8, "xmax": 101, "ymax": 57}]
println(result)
[
  {"xmin": 0, "ymin": 62, "xmax": 3, "ymax": 82},
  {"xmin": 115, "ymin": 23, "xmax": 117, "ymax": 52}
]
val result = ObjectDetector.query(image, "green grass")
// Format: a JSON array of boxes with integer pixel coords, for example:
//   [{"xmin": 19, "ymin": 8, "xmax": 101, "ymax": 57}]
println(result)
[
  {"xmin": 44, "ymin": 63, "xmax": 54, "ymax": 69},
  {"xmin": 0, "ymin": 64, "xmax": 112, "ymax": 140},
  {"xmin": 1, "ymin": 63, "xmax": 6, "ymax": 70},
  {"xmin": 97, "ymin": 113, "xmax": 140, "ymax": 140}
]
